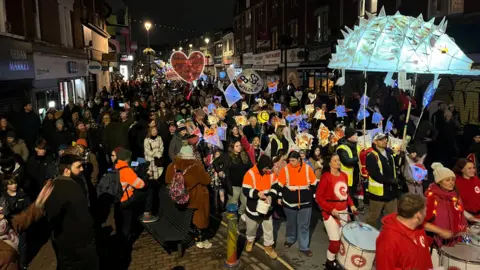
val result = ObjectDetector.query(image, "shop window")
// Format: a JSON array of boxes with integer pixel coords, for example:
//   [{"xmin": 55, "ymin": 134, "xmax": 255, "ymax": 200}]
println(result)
[{"xmin": 307, "ymin": 71, "xmax": 334, "ymax": 93}]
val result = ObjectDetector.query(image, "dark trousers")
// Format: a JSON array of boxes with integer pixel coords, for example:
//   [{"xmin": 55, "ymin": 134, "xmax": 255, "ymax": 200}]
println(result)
[
  {"xmin": 53, "ymin": 242, "xmax": 98, "ymax": 270},
  {"xmin": 18, "ymin": 232, "xmax": 27, "ymax": 267}
]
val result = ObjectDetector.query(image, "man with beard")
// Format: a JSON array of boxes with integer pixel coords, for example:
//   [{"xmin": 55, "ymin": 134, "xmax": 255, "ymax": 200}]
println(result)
[{"xmin": 44, "ymin": 154, "xmax": 98, "ymax": 270}]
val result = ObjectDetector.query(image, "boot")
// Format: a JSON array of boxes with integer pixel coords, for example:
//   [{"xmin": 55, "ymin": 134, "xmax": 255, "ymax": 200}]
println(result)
[
  {"xmin": 325, "ymin": 259, "xmax": 344, "ymax": 270},
  {"xmin": 245, "ymin": 241, "xmax": 254, "ymax": 252},
  {"xmin": 264, "ymin": 245, "xmax": 278, "ymax": 259}
]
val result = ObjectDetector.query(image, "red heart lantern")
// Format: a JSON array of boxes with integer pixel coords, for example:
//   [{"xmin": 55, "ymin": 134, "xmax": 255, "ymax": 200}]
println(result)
[{"xmin": 170, "ymin": 51, "xmax": 205, "ymax": 83}]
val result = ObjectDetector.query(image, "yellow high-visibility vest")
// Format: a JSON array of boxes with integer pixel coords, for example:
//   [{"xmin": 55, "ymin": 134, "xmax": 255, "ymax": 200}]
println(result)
[
  {"xmin": 367, "ymin": 150, "xmax": 396, "ymax": 197},
  {"xmin": 336, "ymin": 144, "xmax": 354, "ymax": 187}
]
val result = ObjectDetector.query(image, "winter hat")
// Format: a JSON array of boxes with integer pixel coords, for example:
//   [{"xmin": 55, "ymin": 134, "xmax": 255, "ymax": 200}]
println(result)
[
  {"xmin": 257, "ymin": 155, "xmax": 273, "ymax": 172},
  {"xmin": 56, "ymin": 119, "xmax": 64, "ymax": 126},
  {"xmin": 344, "ymin": 127, "xmax": 357, "ymax": 139},
  {"xmin": 432, "ymin": 162, "xmax": 455, "ymax": 183},
  {"xmin": 76, "ymin": 139, "xmax": 88, "ymax": 148},
  {"xmin": 6, "ymin": 130, "xmax": 15, "ymax": 139},
  {"xmin": 177, "ymin": 145, "xmax": 195, "ymax": 159},
  {"xmin": 114, "ymin": 147, "xmax": 132, "ymax": 161}
]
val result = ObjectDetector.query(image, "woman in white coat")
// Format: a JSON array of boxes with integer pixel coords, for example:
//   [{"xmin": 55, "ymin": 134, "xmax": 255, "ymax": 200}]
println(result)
[{"xmin": 144, "ymin": 126, "xmax": 164, "ymax": 180}]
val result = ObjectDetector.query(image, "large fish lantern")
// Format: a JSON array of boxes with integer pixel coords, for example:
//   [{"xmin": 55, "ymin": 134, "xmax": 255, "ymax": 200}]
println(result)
[{"xmin": 328, "ymin": 7, "xmax": 480, "ymax": 76}]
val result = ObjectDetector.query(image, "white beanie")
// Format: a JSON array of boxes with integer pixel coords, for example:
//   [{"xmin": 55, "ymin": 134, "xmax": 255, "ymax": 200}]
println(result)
[
  {"xmin": 177, "ymin": 145, "xmax": 195, "ymax": 159},
  {"xmin": 432, "ymin": 162, "xmax": 455, "ymax": 183}
]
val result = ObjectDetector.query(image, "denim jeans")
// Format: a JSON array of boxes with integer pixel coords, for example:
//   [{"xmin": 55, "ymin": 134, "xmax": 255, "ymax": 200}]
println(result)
[
  {"xmin": 283, "ymin": 207, "xmax": 312, "ymax": 251},
  {"xmin": 227, "ymin": 186, "xmax": 247, "ymax": 215}
]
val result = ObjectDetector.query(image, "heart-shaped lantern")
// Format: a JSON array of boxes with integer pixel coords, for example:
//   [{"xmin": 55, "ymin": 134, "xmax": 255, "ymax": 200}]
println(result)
[{"xmin": 170, "ymin": 51, "xmax": 206, "ymax": 83}]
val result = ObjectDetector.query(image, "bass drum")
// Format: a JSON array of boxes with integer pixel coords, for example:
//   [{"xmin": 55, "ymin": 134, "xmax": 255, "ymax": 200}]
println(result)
[
  {"xmin": 441, "ymin": 244, "xmax": 480, "ymax": 270},
  {"xmin": 337, "ymin": 221, "xmax": 380, "ymax": 270}
]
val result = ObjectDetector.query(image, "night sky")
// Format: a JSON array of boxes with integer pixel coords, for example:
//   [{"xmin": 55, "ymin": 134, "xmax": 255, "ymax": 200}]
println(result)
[{"xmin": 125, "ymin": 0, "xmax": 235, "ymax": 46}]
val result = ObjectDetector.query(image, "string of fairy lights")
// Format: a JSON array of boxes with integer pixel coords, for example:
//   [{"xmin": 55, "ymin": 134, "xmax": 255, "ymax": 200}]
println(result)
[{"xmin": 131, "ymin": 19, "xmax": 205, "ymax": 34}]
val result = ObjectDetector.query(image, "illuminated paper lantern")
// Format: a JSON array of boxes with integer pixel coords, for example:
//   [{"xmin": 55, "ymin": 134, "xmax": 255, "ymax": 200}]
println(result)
[
  {"xmin": 296, "ymin": 132, "xmax": 314, "ymax": 150},
  {"xmin": 318, "ymin": 123, "xmax": 330, "ymax": 147},
  {"xmin": 217, "ymin": 126, "xmax": 227, "ymax": 141},
  {"xmin": 357, "ymin": 108, "xmax": 370, "ymax": 121},
  {"xmin": 305, "ymin": 104, "xmax": 314, "ymax": 115},
  {"xmin": 335, "ymin": 106, "xmax": 347, "ymax": 118},
  {"xmin": 207, "ymin": 103, "xmax": 216, "ymax": 114},
  {"xmin": 388, "ymin": 135, "xmax": 403, "ymax": 154},
  {"xmin": 268, "ymin": 81, "xmax": 278, "ymax": 94},
  {"xmin": 222, "ymin": 83, "xmax": 242, "ymax": 108},
  {"xmin": 372, "ymin": 112, "xmax": 384, "ymax": 125},
  {"xmin": 273, "ymin": 103, "xmax": 282, "ymax": 112},
  {"xmin": 208, "ymin": 115, "xmax": 219, "ymax": 126},
  {"xmin": 308, "ymin": 93, "xmax": 317, "ymax": 103},
  {"xmin": 360, "ymin": 95, "xmax": 370, "ymax": 106},
  {"xmin": 256, "ymin": 98, "xmax": 267, "ymax": 107},
  {"xmin": 241, "ymin": 101, "xmax": 249, "ymax": 111},
  {"xmin": 328, "ymin": 7, "xmax": 480, "ymax": 76},
  {"xmin": 170, "ymin": 51, "xmax": 206, "ymax": 82},
  {"xmin": 234, "ymin": 115, "xmax": 248, "ymax": 126},
  {"xmin": 314, "ymin": 108, "xmax": 326, "ymax": 120},
  {"xmin": 214, "ymin": 107, "xmax": 228, "ymax": 119},
  {"xmin": 257, "ymin": 111, "xmax": 270, "ymax": 124},
  {"xmin": 384, "ymin": 120, "xmax": 394, "ymax": 134},
  {"xmin": 411, "ymin": 164, "xmax": 427, "ymax": 181},
  {"xmin": 236, "ymin": 69, "xmax": 264, "ymax": 94}
]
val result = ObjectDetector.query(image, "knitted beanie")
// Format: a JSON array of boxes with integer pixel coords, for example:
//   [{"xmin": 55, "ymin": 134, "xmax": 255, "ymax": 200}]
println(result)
[
  {"xmin": 114, "ymin": 147, "xmax": 132, "ymax": 161},
  {"xmin": 177, "ymin": 145, "xmax": 195, "ymax": 159},
  {"xmin": 432, "ymin": 162, "xmax": 455, "ymax": 183}
]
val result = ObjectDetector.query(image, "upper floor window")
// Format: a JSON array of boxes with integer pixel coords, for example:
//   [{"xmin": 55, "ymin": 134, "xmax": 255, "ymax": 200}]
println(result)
[
  {"xmin": 271, "ymin": 27, "xmax": 278, "ymax": 50},
  {"xmin": 245, "ymin": 35, "xmax": 252, "ymax": 53},
  {"xmin": 246, "ymin": 11, "xmax": 252, "ymax": 28},
  {"xmin": 315, "ymin": 10, "xmax": 329, "ymax": 43},
  {"xmin": 246, "ymin": 0, "xmax": 250, "ymax": 8},
  {"xmin": 272, "ymin": 0, "xmax": 278, "ymax": 17},
  {"xmin": 289, "ymin": 19, "xmax": 298, "ymax": 39}
]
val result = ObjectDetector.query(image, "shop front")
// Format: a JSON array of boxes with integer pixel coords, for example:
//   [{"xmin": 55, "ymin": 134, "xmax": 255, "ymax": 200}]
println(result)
[
  {"xmin": 0, "ymin": 36, "xmax": 35, "ymax": 115},
  {"xmin": 297, "ymin": 45, "xmax": 334, "ymax": 95},
  {"xmin": 252, "ymin": 50, "xmax": 281, "ymax": 81},
  {"xmin": 33, "ymin": 53, "xmax": 88, "ymax": 113},
  {"xmin": 282, "ymin": 48, "xmax": 306, "ymax": 87},
  {"xmin": 242, "ymin": 53, "xmax": 253, "ymax": 69}
]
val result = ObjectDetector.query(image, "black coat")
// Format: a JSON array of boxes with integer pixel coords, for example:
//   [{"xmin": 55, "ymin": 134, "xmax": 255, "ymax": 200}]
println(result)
[
  {"xmin": 25, "ymin": 155, "xmax": 57, "ymax": 197},
  {"xmin": 14, "ymin": 111, "xmax": 40, "ymax": 148},
  {"xmin": 337, "ymin": 138, "xmax": 360, "ymax": 185},
  {"xmin": 365, "ymin": 146, "xmax": 399, "ymax": 202}
]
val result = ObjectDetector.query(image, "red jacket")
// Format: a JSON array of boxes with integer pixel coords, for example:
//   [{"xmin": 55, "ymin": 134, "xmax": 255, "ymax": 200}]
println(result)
[
  {"xmin": 456, "ymin": 175, "xmax": 480, "ymax": 217},
  {"xmin": 240, "ymin": 135, "xmax": 263, "ymax": 165},
  {"xmin": 316, "ymin": 172, "xmax": 353, "ymax": 220},
  {"xmin": 376, "ymin": 213, "xmax": 433, "ymax": 270}
]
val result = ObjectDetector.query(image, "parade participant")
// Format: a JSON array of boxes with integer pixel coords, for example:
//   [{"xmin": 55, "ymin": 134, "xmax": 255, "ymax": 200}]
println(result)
[
  {"xmin": 45, "ymin": 154, "xmax": 98, "ymax": 269},
  {"xmin": 165, "ymin": 144, "xmax": 212, "ymax": 249},
  {"xmin": 376, "ymin": 194, "xmax": 433, "ymax": 270},
  {"xmin": 316, "ymin": 153, "xmax": 356, "ymax": 270},
  {"xmin": 0, "ymin": 181, "xmax": 53, "ymax": 269},
  {"xmin": 242, "ymin": 155, "xmax": 278, "ymax": 259},
  {"xmin": 365, "ymin": 132, "xmax": 398, "ymax": 228},
  {"xmin": 308, "ymin": 146, "xmax": 323, "ymax": 180},
  {"xmin": 403, "ymin": 144, "xmax": 426, "ymax": 195},
  {"xmin": 336, "ymin": 127, "xmax": 359, "ymax": 205},
  {"xmin": 454, "ymin": 158, "xmax": 480, "ymax": 220},
  {"xmin": 277, "ymin": 151, "xmax": 318, "ymax": 257},
  {"xmin": 424, "ymin": 162, "xmax": 467, "ymax": 247},
  {"xmin": 268, "ymin": 125, "xmax": 289, "ymax": 158}
]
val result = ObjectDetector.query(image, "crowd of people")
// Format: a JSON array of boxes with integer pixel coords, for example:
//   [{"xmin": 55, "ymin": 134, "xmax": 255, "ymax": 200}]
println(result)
[{"xmin": 0, "ymin": 77, "xmax": 478, "ymax": 270}]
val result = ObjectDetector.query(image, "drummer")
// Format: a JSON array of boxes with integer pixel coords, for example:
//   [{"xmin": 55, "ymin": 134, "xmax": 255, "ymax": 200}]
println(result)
[
  {"xmin": 453, "ymin": 158, "xmax": 480, "ymax": 222},
  {"xmin": 316, "ymin": 153, "xmax": 357, "ymax": 270},
  {"xmin": 423, "ymin": 163, "xmax": 468, "ymax": 247},
  {"xmin": 376, "ymin": 194, "xmax": 433, "ymax": 270}
]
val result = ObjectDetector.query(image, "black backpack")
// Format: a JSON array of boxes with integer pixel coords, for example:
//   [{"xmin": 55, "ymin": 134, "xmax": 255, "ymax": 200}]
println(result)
[{"xmin": 96, "ymin": 167, "xmax": 127, "ymax": 203}]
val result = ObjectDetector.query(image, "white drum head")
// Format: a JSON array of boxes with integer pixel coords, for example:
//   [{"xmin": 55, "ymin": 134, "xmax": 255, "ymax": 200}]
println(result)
[
  {"xmin": 442, "ymin": 244, "xmax": 480, "ymax": 263},
  {"xmin": 342, "ymin": 221, "xmax": 380, "ymax": 251}
]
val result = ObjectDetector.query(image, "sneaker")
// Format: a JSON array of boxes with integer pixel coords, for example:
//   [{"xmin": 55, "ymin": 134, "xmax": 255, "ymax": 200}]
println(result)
[
  {"xmin": 245, "ymin": 241, "xmax": 254, "ymax": 252},
  {"xmin": 141, "ymin": 213, "xmax": 159, "ymax": 223},
  {"xmin": 325, "ymin": 259, "xmax": 344, "ymax": 270},
  {"xmin": 196, "ymin": 240, "xmax": 213, "ymax": 249},
  {"xmin": 264, "ymin": 245, "xmax": 278, "ymax": 259}
]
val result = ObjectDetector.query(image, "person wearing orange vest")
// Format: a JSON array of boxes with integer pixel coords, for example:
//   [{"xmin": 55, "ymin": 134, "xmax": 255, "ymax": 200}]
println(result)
[
  {"xmin": 242, "ymin": 155, "xmax": 278, "ymax": 259},
  {"xmin": 112, "ymin": 147, "xmax": 148, "ymax": 239},
  {"xmin": 336, "ymin": 127, "xmax": 360, "ymax": 207},
  {"xmin": 276, "ymin": 151, "xmax": 318, "ymax": 257}
]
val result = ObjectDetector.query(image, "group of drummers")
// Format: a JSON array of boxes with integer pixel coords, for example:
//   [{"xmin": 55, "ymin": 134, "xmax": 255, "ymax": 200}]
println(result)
[
  {"xmin": 241, "ymin": 127, "xmax": 480, "ymax": 270},
  {"xmin": 330, "ymin": 129, "xmax": 480, "ymax": 270}
]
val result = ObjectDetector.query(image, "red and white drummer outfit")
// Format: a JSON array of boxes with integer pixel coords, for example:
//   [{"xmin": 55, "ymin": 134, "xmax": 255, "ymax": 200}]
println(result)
[{"xmin": 316, "ymin": 171, "xmax": 354, "ymax": 261}]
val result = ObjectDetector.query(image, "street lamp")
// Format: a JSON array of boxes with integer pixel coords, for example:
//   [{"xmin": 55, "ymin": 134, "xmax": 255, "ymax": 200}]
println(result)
[
  {"xmin": 172, "ymin": 48, "xmax": 175, "ymax": 52},
  {"xmin": 179, "ymin": 47, "xmax": 183, "ymax": 51},
  {"xmin": 144, "ymin": 21, "xmax": 152, "ymax": 83},
  {"xmin": 189, "ymin": 44, "xmax": 193, "ymax": 49},
  {"xmin": 204, "ymin": 38, "xmax": 210, "ymax": 45}
]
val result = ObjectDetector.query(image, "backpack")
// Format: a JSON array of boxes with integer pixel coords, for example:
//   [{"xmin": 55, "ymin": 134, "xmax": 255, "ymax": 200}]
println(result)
[
  {"xmin": 96, "ymin": 167, "xmax": 127, "ymax": 203},
  {"xmin": 169, "ymin": 164, "xmax": 196, "ymax": 204},
  {"xmin": 359, "ymin": 148, "xmax": 375, "ymax": 178}
]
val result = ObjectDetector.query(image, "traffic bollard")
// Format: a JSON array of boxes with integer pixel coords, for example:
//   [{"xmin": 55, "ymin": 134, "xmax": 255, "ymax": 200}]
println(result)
[{"xmin": 225, "ymin": 203, "xmax": 240, "ymax": 268}]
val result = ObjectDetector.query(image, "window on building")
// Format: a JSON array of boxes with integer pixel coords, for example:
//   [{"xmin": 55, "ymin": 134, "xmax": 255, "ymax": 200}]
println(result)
[
  {"xmin": 246, "ymin": 0, "xmax": 250, "ymax": 8},
  {"xmin": 315, "ymin": 9, "xmax": 329, "ymax": 43},
  {"xmin": 365, "ymin": 0, "xmax": 378, "ymax": 14},
  {"xmin": 258, "ymin": 5, "xmax": 263, "ymax": 25},
  {"xmin": 290, "ymin": 0, "xmax": 298, "ymax": 8},
  {"xmin": 59, "ymin": 4, "xmax": 73, "ymax": 47},
  {"xmin": 236, "ymin": 39, "xmax": 242, "ymax": 54},
  {"xmin": 236, "ymin": 1, "xmax": 240, "ymax": 15},
  {"xmin": 228, "ymin": 39, "xmax": 233, "ymax": 52},
  {"xmin": 245, "ymin": 35, "xmax": 252, "ymax": 53},
  {"xmin": 289, "ymin": 20, "xmax": 298, "ymax": 39},
  {"xmin": 272, "ymin": 0, "xmax": 278, "ymax": 17},
  {"xmin": 271, "ymin": 27, "xmax": 278, "ymax": 50},
  {"xmin": 246, "ymin": 11, "xmax": 251, "ymax": 28}
]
